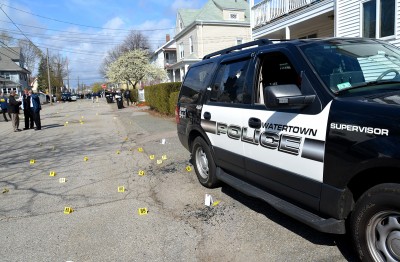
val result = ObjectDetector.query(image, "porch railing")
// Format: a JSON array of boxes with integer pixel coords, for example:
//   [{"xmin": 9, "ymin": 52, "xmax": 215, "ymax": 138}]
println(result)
[{"xmin": 252, "ymin": 0, "xmax": 319, "ymax": 28}]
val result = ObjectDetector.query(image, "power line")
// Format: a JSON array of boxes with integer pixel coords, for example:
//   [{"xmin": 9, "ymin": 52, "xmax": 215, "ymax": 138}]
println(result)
[{"xmin": 1, "ymin": 3, "xmax": 174, "ymax": 32}]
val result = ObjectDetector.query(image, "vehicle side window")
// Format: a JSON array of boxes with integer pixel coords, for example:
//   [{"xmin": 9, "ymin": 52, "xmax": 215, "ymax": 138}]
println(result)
[
  {"xmin": 179, "ymin": 63, "xmax": 214, "ymax": 104},
  {"xmin": 209, "ymin": 59, "xmax": 251, "ymax": 104},
  {"xmin": 256, "ymin": 52, "xmax": 299, "ymax": 103}
]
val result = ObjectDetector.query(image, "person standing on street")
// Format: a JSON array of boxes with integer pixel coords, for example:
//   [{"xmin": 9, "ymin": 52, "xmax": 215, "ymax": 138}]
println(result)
[
  {"xmin": 21, "ymin": 88, "xmax": 34, "ymax": 130},
  {"xmin": 8, "ymin": 90, "xmax": 22, "ymax": 132},
  {"xmin": 0, "ymin": 91, "xmax": 10, "ymax": 122},
  {"xmin": 29, "ymin": 90, "xmax": 41, "ymax": 130},
  {"xmin": 124, "ymin": 89, "xmax": 131, "ymax": 106}
]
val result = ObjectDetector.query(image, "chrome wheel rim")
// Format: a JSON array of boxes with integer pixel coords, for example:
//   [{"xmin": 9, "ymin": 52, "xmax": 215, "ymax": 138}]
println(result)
[
  {"xmin": 367, "ymin": 211, "xmax": 400, "ymax": 262},
  {"xmin": 195, "ymin": 146, "xmax": 209, "ymax": 179}
]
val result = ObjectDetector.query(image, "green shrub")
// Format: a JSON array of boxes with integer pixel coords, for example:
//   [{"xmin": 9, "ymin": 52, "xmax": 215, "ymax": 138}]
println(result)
[
  {"xmin": 144, "ymin": 82, "xmax": 181, "ymax": 115},
  {"xmin": 169, "ymin": 91, "xmax": 179, "ymax": 115}
]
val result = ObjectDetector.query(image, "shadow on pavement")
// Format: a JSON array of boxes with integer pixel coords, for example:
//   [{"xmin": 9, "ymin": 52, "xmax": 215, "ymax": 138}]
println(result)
[
  {"xmin": 220, "ymin": 184, "xmax": 359, "ymax": 261},
  {"xmin": 41, "ymin": 124, "xmax": 64, "ymax": 130}
]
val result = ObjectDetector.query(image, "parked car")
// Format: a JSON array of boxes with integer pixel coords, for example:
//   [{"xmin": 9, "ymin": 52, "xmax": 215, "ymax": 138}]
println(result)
[
  {"xmin": 177, "ymin": 38, "xmax": 400, "ymax": 262},
  {"xmin": 37, "ymin": 92, "xmax": 48, "ymax": 105},
  {"xmin": 71, "ymin": 94, "xmax": 77, "ymax": 101},
  {"xmin": 61, "ymin": 93, "xmax": 72, "ymax": 102}
]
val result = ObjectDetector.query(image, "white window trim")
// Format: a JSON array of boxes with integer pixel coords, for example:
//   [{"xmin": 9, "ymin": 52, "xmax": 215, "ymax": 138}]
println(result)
[
  {"xmin": 179, "ymin": 43, "xmax": 184, "ymax": 59},
  {"xmin": 360, "ymin": 0, "xmax": 397, "ymax": 39},
  {"xmin": 189, "ymin": 36, "xmax": 193, "ymax": 54}
]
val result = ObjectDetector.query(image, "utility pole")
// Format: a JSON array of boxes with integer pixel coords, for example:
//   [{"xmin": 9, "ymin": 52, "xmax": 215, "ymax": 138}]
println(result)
[
  {"xmin": 46, "ymin": 48, "xmax": 52, "ymax": 105},
  {"xmin": 66, "ymin": 58, "xmax": 70, "ymax": 92},
  {"xmin": 77, "ymin": 76, "xmax": 80, "ymax": 94}
]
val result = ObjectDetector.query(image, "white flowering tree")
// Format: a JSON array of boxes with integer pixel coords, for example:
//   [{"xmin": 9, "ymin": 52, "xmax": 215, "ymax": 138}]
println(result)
[{"xmin": 106, "ymin": 49, "xmax": 167, "ymax": 87}]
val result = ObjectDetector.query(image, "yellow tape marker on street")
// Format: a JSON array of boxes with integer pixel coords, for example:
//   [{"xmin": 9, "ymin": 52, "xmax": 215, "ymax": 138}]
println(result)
[
  {"xmin": 84, "ymin": 156, "xmax": 89, "ymax": 161},
  {"xmin": 186, "ymin": 166, "xmax": 192, "ymax": 172},
  {"xmin": 138, "ymin": 170, "xmax": 145, "ymax": 176},
  {"xmin": 49, "ymin": 171, "xmax": 56, "ymax": 177},
  {"xmin": 118, "ymin": 186, "xmax": 125, "ymax": 192},
  {"xmin": 212, "ymin": 200, "xmax": 221, "ymax": 207},
  {"xmin": 59, "ymin": 178, "xmax": 66, "ymax": 183},
  {"xmin": 138, "ymin": 147, "xmax": 143, "ymax": 152},
  {"xmin": 138, "ymin": 208, "xmax": 148, "ymax": 215},
  {"xmin": 161, "ymin": 155, "xmax": 167, "ymax": 160},
  {"xmin": 30, "ymin": 159, "xmax": 35, "ymax": 165},
  {"xmin": 64, "ymin": 207, "xmax": 73, "ymax": 214},
  {"xmin": 149, "ymin": 155, "xmax": 155, "ymax": 160},
  {"xmin": 157, "ymin": 159, "xmax": 162, "ymax": 165}
]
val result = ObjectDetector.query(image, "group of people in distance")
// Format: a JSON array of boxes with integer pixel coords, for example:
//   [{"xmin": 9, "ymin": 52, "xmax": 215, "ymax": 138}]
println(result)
[{"xmin": 0, "ymin": 88, "xmax": 42, "ymax": 132}]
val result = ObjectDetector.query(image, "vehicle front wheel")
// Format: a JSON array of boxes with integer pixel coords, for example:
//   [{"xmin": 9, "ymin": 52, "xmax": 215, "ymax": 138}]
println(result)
[
  {"xmin": 191, "ymin": 136, "xmax": 219, "ymax": 188},
  {"xmin": 351, "ymin": 183, "xmax": 400, "ymax": 262}
]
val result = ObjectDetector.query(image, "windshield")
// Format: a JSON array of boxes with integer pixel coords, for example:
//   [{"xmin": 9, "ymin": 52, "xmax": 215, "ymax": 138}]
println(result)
[{"xmin": 300, "ymin": 40, "xmax": 400, "ymax": 94}]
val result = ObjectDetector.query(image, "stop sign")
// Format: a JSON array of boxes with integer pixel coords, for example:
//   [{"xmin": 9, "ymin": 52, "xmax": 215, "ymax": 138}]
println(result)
[{"xmin": 102, "ymin": 84, "xmax": 107, "ymax": 89}]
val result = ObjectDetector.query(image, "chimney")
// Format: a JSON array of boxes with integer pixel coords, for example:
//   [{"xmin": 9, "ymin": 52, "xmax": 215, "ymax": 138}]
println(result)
[{"xmin": 166, "ymin": 34, "xmax": 170, "ymax": 42}]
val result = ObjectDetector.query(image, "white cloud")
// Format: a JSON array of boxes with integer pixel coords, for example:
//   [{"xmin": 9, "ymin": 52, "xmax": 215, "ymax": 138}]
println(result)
[{"xmin": 171, "ymin": 0, "xmax": 203, "ymax": 10}]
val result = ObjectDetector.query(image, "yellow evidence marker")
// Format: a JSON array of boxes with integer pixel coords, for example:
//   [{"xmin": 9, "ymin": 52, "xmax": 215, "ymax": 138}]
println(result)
[
  {"xmin": 212, "ymin": 200, "xmax": 221, "ymax": 207},
  {"xmin": 138, "ymin": 208, "xmax": 148, "ymax": 215},
  {"xmin": 149, "ymin": 155, "xmax": 155, "ymax": 160},
  {"xmin": 161, "ymin": 155, "xmax": 167, "ymax": 160},
  {"xmin": 49, "ymin": 171, "xmax": 56, "ymax": 177},
  {"xmin": 30, "ymin": 159, "xmax": 36, "ymax": 165},
  {"xmin": 59, "ymin": 178, "xmax": 66, "ymax": 183},
  {"xmin": 116, "ymin": 150, "xmax": 120, "ymax": 154},
  {"xmin": 138, "ymin": 147, "xmax": 143, "ymax": 152},
  {"xmin": 186, "ymin": 166, "xmax": 192, "ymax": 172},
  {"xmin": 83, "ymin": 156, "xmax": 89, "ymax": 161},
  {"xmin": 138, "ymin": 170, "xmax": 145, "ymax": 176},
  {"xmin": 64, "ymin": 207, "xmax": 73, "ymax": 214},
  {"xmin": 157, "ymin": 159, "xmax": 162, "ymax": 165},
  {"xmin": 118, "ymin": 186, "xmax": 125, "ymax": 192}
]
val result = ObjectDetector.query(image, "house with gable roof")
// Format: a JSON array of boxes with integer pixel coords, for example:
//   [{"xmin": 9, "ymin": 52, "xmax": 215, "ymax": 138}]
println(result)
[
  {"xmin": 0, "ymin": 47, "xmax": 30, "ymax": 95},
  {"xmin": 171, "ymin": 0, "xmax": 252, "ymax": 81}
]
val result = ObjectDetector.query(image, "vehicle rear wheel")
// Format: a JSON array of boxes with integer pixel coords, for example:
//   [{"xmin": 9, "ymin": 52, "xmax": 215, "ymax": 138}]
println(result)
[
  {"xmin": 191, "ymin": 136, "xmax": 219, "ymax": 188},
  {"xmin": 350, "ymin": 183, "xmax": 400, "ymax": 262}
]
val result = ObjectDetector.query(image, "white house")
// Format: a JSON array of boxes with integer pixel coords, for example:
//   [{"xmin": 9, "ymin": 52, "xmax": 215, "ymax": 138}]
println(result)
[
  {"xmin": 150, "ymin": 34, "xmax": 177, "ymax": 83},
  {"xmin": 172, "ymin": 0, "xmax": 252, "ymax": 81},
  {"xmin": 0, "ymin": 47, "xmax": 30, "ymax": 94},
  {"xmin": 251, "ymin": 0, "xmax": 400, "ymax": 46}
]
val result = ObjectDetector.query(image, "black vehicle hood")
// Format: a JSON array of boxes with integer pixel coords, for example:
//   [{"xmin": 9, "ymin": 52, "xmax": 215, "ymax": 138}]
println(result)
[{"xmin": 338, "ymin": 90, "xmax": 400, "ymax": 107}]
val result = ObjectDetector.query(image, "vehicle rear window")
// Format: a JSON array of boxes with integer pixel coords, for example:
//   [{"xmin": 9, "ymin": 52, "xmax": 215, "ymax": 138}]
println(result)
[{"xmin": 179, "ymin": 63, "xmax": 214, "ymax": 104}]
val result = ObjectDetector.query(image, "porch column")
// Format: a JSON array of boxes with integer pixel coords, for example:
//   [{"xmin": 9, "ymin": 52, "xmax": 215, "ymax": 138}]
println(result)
[{"xmin": 285, "ymin": 26, "xmax": 290, "ymax": 40}]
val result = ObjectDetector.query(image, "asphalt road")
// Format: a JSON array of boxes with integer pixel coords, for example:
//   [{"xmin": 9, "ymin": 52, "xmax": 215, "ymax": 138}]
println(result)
[{"xmin": 0, "ymin": 98, "xmax": 358, "ymax": 261}]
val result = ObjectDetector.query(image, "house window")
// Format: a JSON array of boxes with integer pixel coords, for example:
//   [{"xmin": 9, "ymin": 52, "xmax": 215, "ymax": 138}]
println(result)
[
  {"xmin": 179, "ymin": 43, "xmax": 184, "ymax": 59},
  {"xmin": 189, "ymin": 36, "xmax": 194, "ymax": 54},
  {"xmin": 363, "ymin": 0, "xmax": 395, "ymax": 38},
  {"xmin": 230, "ymin": 13, "xmax": 238, "ymax": 20},
  {"xmin": 179, "ymin": 19, "xmax": 183, "ymax": 30}
]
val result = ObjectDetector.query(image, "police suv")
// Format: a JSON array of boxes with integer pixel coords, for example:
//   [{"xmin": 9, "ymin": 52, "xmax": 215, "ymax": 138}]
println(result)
[{"xmin": 176, "ymin": 38, "xmax": 400, "ymax": 261}]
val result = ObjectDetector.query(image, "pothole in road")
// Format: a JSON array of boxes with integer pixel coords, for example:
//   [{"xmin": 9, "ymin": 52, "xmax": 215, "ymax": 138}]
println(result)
[{"xmin": 182, "ymin": 204, "xmax": 228, "ymax": 226}]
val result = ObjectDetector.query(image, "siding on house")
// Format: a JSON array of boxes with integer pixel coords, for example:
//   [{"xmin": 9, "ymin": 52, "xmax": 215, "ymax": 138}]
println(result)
[{"xmin": 336, "ymin": 0, "xmax": 361, "ymax": 37}]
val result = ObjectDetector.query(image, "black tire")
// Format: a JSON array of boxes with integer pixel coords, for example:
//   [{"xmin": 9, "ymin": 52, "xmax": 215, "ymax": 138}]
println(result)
[
  {"xmin": 191, "ymin": 136, "xmax": 219, "ymax": 188},
  {"xmin": 350, "ymin": 183, "xmax": 400, "ymax": 262}
]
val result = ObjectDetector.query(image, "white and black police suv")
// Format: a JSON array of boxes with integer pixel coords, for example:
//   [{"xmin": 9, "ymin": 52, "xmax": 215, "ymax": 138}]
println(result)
[{"xmin": 176, "ymin": 38, "xmax": 400, "ymax": 261}]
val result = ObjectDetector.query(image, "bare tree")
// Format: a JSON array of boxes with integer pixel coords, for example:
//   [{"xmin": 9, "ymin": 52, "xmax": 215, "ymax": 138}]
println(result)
[
  {"xmin": 18, "ymin": 39, "xmax": 42, "ymax": 73},
  {"xmin": 100, "ymin": 31, "xmax": 152, "ymax": 78}
]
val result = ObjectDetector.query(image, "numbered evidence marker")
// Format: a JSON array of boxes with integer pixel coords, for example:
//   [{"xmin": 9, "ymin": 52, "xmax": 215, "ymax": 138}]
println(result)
[
  {"xmin": 83, "ymin": 156, "xmax": 89, "ymax": 161},
  {"xmin": 212, "ymin": 200, "xmax": 221, "ymax": 207},
  {"xmin": 138, "ymin": 208, "xmax": 148, "ymax": 215},
  {"xmin": 156, "ymin": 159, "xmax": 162, "ymax": 165},
  {"xmin": 64, "ymin": 207, "xmax": 73, "ymax": 214},
  {"xmin": 186, "ymin": 165, "xmax": 192, "ymax": 172},
  {"xmin": 149, "ymin": 155, "xmax": 155, "ymax": 160},
  {"xmin": 138, "ymin": 170, "xmax": 145, "ymax": 176},
  {"xmin": 116, "ymin": 150, "xmax": 121, "ymax": 154},
  {"xmin": 161, "ymin": 155, "xmax": 167, "ymax": 160},
  {"xmin": 30, "ymin": 159, "xmax": 36, "ymax": 165},
  {"xmin": 138, "ymin": 147, "xmax": 143, "ymax": 152},
  {"xmin": 49, "ymin": 171, "xmax": 56, "ymax": 177},
  {"xmin": 118, "ymin": 186, "xmax": 125, "ymax": 193},
  {"xmin": 59, "ymin": 178, "xmax": 66, "ymax": 183}
]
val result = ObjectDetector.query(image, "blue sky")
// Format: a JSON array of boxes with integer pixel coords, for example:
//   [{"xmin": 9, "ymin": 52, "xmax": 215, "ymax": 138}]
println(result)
[{"xmin": 0, "ymin": 0, "xmax": 209, "ymax": 89}]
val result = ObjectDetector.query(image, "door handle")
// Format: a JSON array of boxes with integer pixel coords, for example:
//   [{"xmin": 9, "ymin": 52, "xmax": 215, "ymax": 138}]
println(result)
[
  {"xmin": 203, "ymin": 111, "xmax": 211, "ymax": 120},
  {"xmin": 248, "ymin": 117, "xmax": 261, "ymax": 129}
]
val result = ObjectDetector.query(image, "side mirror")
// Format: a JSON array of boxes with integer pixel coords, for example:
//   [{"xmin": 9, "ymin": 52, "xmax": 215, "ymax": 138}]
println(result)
[{"xmin": 264, "ymin": 84, "xmax": 315, "ymax": 109}]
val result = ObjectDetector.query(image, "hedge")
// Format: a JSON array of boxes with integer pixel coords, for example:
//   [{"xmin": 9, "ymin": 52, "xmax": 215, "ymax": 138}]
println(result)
[{"xmin": 144, "ymin": 82, "xmax": 181, "ymax": 115}]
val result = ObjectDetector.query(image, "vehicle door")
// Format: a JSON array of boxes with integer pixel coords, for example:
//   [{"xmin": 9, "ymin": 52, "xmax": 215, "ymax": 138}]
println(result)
[
  {"xmin": 242, "ymin": 49, "xmax": 330, "ymax": 210},
  {"xmin": 201, "ymin": 54, "xmax": 253, "ymax": 179}
]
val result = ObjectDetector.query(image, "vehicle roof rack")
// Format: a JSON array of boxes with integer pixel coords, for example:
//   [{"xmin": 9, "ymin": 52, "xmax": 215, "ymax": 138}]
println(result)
[{"xmin": 202, "ymin": 39, "xmax": 273, "ymax": 60}]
